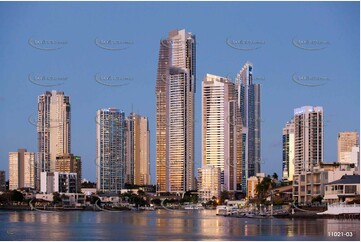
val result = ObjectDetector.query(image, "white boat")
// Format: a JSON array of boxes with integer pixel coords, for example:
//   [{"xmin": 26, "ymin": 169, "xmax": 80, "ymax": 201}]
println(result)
[
  {"xmin": 317, "ymin": 203, "xmax": 360, "ymax": 215},
  {"xmin": 216, "ymin": 205, "xmax": 228, "ymax": 215},
  {"xmin": 184, "ymin": 204, "xmax": 204, "ymax": 210}
]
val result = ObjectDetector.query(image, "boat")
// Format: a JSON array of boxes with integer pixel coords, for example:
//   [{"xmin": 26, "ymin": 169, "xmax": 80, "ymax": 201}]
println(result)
[
  {"xmin": 317, "ymin": 202, "xmax": 360, "ymax": 215},
  {"xmin": 184, "ymin": 204, "xmax": 204, "ymax": 210},
  {"xmin": 216, "ymin": 205, "xmax": 228, "ymax": 215}
]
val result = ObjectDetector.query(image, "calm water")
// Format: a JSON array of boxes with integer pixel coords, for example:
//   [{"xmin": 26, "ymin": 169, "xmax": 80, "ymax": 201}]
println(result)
[{"xmin": 0, "ymin": 210, "xmax": 359, "ymax": 241}]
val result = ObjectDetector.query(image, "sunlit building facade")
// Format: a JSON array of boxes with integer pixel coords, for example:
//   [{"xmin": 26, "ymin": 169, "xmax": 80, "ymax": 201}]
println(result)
[
  {"xmin": 37, "ymin": 90, "xmax": 71, "ymax": 175},
  {"xmin": 282, "ymin": 120, "xmax": 295, "ymax": 181},
  {"xmin": 337, "ymin": 132, "xmax": 359, "ymax": 164},
  {"xmin": 96, "ymin": 108, "xmax": 125, "ymax": 193},
  {"xmin": 55, "ymin": 154, "xmax": 82, "ymax": 192},
  {"xmin": 247, "ymin": 173, "xmax": 265, "ymax": 199},
  {"xmin": 9, "ymin": 149, "xmax": 36, "ymax": 190},
  {"xmin": 125, "ymin": 113, "xmax": 150, "ymax": 186},
  {"xmin": 236, "ymin": 62, "xmax": 261, "ymax": 192},
  {"xmin": 156, "ymin": 29, "xmax": 196, "ymax": 194},
  {"xmin": 198, "ymin": 165, "xmax": 221, "ymax": 202},
  {"xmin": 202, "ymin": 74, "xmax": 242, "ymax": 192}
]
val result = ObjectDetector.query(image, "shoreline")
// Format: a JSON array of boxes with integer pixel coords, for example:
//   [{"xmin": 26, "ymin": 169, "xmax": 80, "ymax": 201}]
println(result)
[{"xmin": 1, "ymin": 206, "xmax": 360, "ymax": 219}]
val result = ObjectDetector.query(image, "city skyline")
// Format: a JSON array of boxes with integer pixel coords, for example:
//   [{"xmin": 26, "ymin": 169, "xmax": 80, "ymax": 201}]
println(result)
[{"xmin": 0, "ymin": 2, "xmax": 359, "ymax": 183}]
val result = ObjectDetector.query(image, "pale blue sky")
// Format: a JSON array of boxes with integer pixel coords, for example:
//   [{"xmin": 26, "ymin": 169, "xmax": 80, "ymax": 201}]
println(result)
[{"xmin": 0, "ymin": 2, "xmax": 359, "ymax": 182}]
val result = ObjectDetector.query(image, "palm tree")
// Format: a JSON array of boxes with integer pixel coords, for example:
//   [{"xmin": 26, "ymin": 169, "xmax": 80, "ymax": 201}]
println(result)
[
  {"xmin": 255, "ymin": 176, "xmax": 273, "ymax": 204},
  {"xmin": 272, "ymin": 172, "xmax": 278, "ymax": 181}
]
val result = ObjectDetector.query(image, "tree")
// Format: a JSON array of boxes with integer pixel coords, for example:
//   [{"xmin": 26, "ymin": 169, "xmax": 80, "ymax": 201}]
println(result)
[
  {"xmin": 220, "ymin": 190, "xmax": 230, "ymax": 204},
  {"xmin": 255, "ymin": 176, "xmax": 273, "ymax": 204},
  {"xmin": 90, "ymin": 194, "xmax": 100, "ymax": 204},
  {"xmin": 311, "ymin": 195, "xmax": 323, "ymax": 204},
  {"xmin": 272, "ymin": 173, "xmax": 278, "ymax": 181},
  {"xmin": 52, "ymin": 192, "xmax": 62, "ymax": 205},
  {"xmin": 11, "ymin": 190, "xmax": 24, "ymax": 202},
  {"xmin": 151, "ymin": 198, "xmax": 161, "ymax": 206},
  {"xmin": 137, "ymin": 189, "xmax": 145, "ymax": 196}
]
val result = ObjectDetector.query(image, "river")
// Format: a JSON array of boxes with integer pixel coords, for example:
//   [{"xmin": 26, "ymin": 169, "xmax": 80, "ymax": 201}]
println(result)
[{"xmin": 0, "ymin": 209, "xmax": 359, "ymax": 240}]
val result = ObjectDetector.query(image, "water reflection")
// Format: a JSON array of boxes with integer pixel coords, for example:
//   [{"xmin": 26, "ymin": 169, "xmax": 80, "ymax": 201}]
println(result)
[{"xmin": 0, "ymin": 210, "xmax": 359, "ymax": 240}]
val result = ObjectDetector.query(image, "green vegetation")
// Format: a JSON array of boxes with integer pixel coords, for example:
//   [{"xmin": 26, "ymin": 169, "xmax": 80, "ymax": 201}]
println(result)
[{"xmin": 0, "ymin": 190, "xmax": 24, "ymax": 204}]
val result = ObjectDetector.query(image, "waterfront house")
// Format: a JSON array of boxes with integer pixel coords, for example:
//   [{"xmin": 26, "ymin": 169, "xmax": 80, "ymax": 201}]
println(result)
[{"xmin": 323, "ymin": 175, "xmax": 360, "ymax": 203}]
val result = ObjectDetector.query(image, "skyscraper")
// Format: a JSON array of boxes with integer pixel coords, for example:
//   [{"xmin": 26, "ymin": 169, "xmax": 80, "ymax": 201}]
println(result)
[
  {"xmin": 235, "ymin": 62, "xmax": 261, "ymax": 192},
  {"xmin": 282, "ymin": 120, "xmax": 295, "ymax": 181},
  {"xmin": 294, "ymin": 106, "xmax": 324, "ymax": 174},
  {"xmin": 156, "ymin": 29, "xmax": 196, "ymax": 194},
  {"xmin": 96, "ymin": 108, "xmax": 125, "ymax": 193},
  {"xmin": 125, "ymin": 113, "xmax": 151, "ymax": 186},
  {"xmin": 202, "ymin": 74, "xmax": 242, "ymax": 192},
  {"xmin": 337, "ymin": 132, "xmax": 359, "ymax": 163},
  {"xmin": 37, "ymin": 90, "xmax": 71, "ymax": 174},
  {"xmin": 8, "ymin": 149, "xmax": 36, "ymax": 190}
]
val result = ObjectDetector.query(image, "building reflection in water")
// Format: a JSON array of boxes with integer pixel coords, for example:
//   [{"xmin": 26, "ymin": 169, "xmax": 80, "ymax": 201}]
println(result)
[{"xmin": 2, "ymin": 210, "xmax": 360, "ymax": 240}]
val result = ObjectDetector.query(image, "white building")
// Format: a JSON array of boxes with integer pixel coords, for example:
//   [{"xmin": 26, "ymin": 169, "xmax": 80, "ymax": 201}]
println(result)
[
  {"xmin": 323, "ymin": 175, "xmax": 360, "ymax": 203},
  {"xmin": 96, "ymin": 108, "xmax": 125, "ymax": 193},
  {"xmin": 202, "ymin": 74, "xmax": 242, "ymax": 192},
  {"xmin": 294, "ymin": 106, "xmax": 324, "ymax": 175},
  {"xmin": 40, "ymin": 172, "xmax": 77, "ymax": 194},
  {"xmin": 293, "ymin": 163, "xmax": 357, "ymax": 203},
  {"xmin": 198, "ymin": 165, "xmax": 221, "ymax": 202}
]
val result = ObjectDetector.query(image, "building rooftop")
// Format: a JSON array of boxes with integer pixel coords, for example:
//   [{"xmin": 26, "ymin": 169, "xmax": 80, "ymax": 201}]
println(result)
[{"xmin": 327, "ymin": 175, "xmax": 360, "ymax": 185}]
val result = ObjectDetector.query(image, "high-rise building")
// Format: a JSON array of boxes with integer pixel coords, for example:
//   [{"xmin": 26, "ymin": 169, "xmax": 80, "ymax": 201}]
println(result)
[
  {"xmin": 156, "ymin": 29, "xmax": 196, "ymax": 194},
  {"xmin": 8, "ymin": 149, "xmax": 36, "ymax": 190},
  {"xmin": 125, "ymin": 113, "xmax": 150, "ymax": 186},
  {"xmin": 37, "ymin": 90, "xmax": 71, "ymax": 175},
  {"xmin": 198, "ymin": 165, "xmax": 221, "ymax": 202},
  {"xmin": 282, "ymin": 120, "xmax": 295, "ymax": 181},
  {"xmin": 55, "ymin": 154, "xmax": 82, "ymax": 192},
  {"xmin": 337, "ymin": 132, "xmax": 359, "ymax": 163},
  {"xmin": 235, "ymin": 62, "xmax": 261, "ymax": 191},
  {"xmin": 202, "ymin": 74, "xmax": 242, "ymax": 192},
  {"xmin": 0, "ymin": 170, "xmax": 5, "ymax": 192},
  {"xmin": 294, "ymin": 106, "xmax": 324, "ymax": 174},
  {"xmin": 96, "ymin": 108, "xmax": 125, "ymax": 193}
]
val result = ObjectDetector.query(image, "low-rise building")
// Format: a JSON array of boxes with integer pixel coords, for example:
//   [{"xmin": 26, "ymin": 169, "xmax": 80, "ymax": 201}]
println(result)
[
  {"xmin": 55, "ymin": 154, "xmax": 82, "ymax": 192},
  {"xmin": 323, "ymin": 175, "xmax": 360, "ymax": 203},
  {"xmin": 81, "ymin": 188, "xmax": 97, "ymax": 196},
  {"xmin": 293, "ymin": 163, "xmax": 358, "ymax": 203},
  {"xmin": 40, "ymin": 172, "xmax": 77, "ymax": 194},
  {"xmin": 197, "ymin": 165, "xmax": 221, "ymax": 202},
  {"xmin": 247, "ymin": 173, "xmax": 265, "ymax": 199}
]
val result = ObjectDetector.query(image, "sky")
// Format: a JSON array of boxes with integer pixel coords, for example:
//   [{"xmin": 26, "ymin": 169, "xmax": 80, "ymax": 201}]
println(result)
[{"xmin": 0, "ymin": 2, "xmax": 359, "ymax": 183}]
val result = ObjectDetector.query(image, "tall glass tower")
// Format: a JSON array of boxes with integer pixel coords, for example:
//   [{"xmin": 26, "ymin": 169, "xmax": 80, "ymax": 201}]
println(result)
[
  {"xmin": 236, "ymin": 62, "xmax": 261, "ymax": 193},
  {"xmin": 96, "ymin": 108, "xmax": 125, "ymax": 193},
  {"xmin": 156, "ymin": 29, "xmax": 196, "ymax": 194}
]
